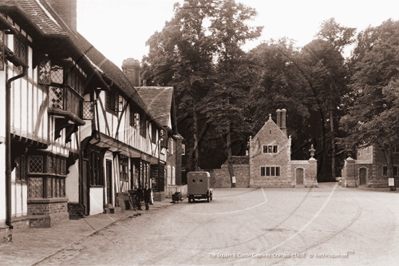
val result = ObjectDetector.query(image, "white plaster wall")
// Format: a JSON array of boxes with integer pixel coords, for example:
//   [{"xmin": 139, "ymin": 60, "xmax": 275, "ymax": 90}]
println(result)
[
  {"xmin": 90, "ymin": 187, "xmax": 104, "ymax": 215},
  {"xmin": 66, "ymin": 159, "xmax": 79, "ymax": 202}
]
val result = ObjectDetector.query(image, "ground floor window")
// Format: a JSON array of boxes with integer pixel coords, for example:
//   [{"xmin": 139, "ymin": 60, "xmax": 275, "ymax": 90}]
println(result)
[
  {"xmin": 383, "ymin": 166, "xmax": 399, "ymax": 176},
  {"xmin": 27, "ymin": 152, "xmax": 68, "ymax": 199},
  {"xmin": 261, "ymin": 166, "xmax": 280, "ymax": 177}
]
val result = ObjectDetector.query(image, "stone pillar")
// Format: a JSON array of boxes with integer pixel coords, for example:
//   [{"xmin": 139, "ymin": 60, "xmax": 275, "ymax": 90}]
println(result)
[
  {"xmin": 306, "ymin": 158, "xmax": 319, "ymax": 188},
  {"xmin": 344, "ymin": 158, "xmax": 357, "ymax": 187}
]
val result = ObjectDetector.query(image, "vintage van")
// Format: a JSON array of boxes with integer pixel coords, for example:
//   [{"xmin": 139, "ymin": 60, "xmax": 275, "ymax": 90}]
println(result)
[{"xmin": 187, "ymin": 171, "xmax": 213, "ymax": 203}]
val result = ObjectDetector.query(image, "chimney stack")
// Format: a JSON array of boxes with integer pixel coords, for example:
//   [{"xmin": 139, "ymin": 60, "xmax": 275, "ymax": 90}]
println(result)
[
  {"xmin": 47, "ymin": 0, "xmax": 77, "ymax": 32},
  {"xmin": 276, "ymin": 109, "xmax": 287, "ymax": 136},
  {"xmin": 276, "ymin": 109, "xmax": 281, "ymax": 128},
  {"xmin": 122, "ymin": 58, "xmax": 140, "ymax": 87}
]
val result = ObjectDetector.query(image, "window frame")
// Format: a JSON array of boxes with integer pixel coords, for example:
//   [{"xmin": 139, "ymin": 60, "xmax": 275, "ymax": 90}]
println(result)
[
  {"xmin": 262, "ymin": 145, "xmax": 278, "ymax": 154},
  {"xmin": 260, "ymin": 166, "xmax": 281, "ymax": 177}
]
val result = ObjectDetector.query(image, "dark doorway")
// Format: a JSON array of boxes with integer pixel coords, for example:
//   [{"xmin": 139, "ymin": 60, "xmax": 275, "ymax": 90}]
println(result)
[
  {"xmin": 106, "ymin": 160, "xmax": 112, "ymax": 204},
  {"xmin": 359, "ymin": 168, "xmax": 367, "ymax": 185},
  {"xmin": 83, "ymin": 159, "xmax": 90, "ymax": 215},
  {"xmin": 296, "ymin": 168, "xmax": 304, "ymax": 185}
]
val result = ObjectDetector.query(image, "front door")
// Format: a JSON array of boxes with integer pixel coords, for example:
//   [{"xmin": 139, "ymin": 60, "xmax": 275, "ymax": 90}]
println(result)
[
  {"xmin": 106, "ymin": 160, "xmax": 112, "ymax": 204},
  {"xmin": 359, "ymin": 168, "xmax": 367, "ymax": 185},
  {"xmin": 296, "ymin": 168, "xmax": 304, "ymax": 185}
]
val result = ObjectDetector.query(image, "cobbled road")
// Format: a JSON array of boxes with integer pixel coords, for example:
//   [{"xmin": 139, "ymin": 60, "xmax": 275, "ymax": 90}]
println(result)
[{"xmin": 39, "ymin": 183, "xmax": 399, "ymax": 265}]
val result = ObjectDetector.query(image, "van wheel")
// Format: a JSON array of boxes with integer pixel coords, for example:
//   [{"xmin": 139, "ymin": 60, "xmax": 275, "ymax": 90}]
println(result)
[{"xmin": 188, "ymin": 198, "xmax": 191, "ymax": 203}]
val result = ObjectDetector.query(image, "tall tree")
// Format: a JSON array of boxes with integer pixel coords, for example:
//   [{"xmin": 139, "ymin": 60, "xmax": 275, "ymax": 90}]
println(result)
[
  {"xmin": 201, "ymin": 0, "xmax": 263, "ymax": 186},
  {"xmin": 340, "ymin": 19, "xmax": 399, "ymax": 186},
  {"xmin": 143, "ymin": 0, "xmax": 216, "ymax": 171}
]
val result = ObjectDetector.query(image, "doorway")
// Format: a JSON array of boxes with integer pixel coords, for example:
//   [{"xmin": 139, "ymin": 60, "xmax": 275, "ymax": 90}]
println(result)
[
  {"xmin": 296, "ymin": 168, "xmax": 304, "ymax": 185},
  {"xmin": 359, "ymin": 168, "xmax": 367, "ymax": 185},
  {"xmin": 106, "ymin": 160, "xmax": 112, "ymax": 204}
]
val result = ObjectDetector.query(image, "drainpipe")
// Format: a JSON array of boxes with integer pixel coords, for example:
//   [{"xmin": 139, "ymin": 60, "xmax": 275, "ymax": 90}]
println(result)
[{"xmin": 5, "ymin": 62, "xmax": 28, "ymax": 234}]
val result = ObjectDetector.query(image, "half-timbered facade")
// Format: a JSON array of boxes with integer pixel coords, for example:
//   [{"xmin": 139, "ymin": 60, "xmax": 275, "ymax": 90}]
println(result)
[
  {"xmin": 0, "ymin": 0, "xmax": 89, "ymax": 232},
  {"xmin": 133, "ymin": 85, "xmax": 184, "ymax": 200},
  {"xmin": 0, "ymin": 1, "xmax": 176, "ymax": 240}
]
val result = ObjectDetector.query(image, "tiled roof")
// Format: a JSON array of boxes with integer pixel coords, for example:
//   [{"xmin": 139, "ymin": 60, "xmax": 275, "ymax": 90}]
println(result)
[
  {"xmin": 0, "ymin": 0, "xmax": 67, "ymax": 36},
  {"xmin": 136, "ymin": 86, "xmax": 174, "ymax": 128},
  {"xmin": 1, "ymin": 0, "xmax": 158, "ymax": 126},
  {"xmin": 74, "ymin": 33, "xmax": 148, "ymax": 112}
]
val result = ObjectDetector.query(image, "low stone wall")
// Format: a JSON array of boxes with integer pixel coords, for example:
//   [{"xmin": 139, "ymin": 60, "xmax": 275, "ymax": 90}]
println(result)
[
  {"xmin": 27, "ymin": 199, "xmax": 69, "ymax": 228},
  {"xmin": 210, "ymin": 164, "xmax": 250, "ymax": 188}
]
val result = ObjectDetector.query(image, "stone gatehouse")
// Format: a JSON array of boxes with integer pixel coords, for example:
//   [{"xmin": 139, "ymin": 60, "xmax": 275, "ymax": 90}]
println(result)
[{"xmin": 211, "ymin": 110, "xmax": 318, "ymax": 188}]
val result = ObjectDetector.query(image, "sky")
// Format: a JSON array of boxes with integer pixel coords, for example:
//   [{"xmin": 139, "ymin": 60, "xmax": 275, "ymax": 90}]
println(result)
[{"xmin": 77, "ymin": 0, "xmax": 399, "ymax": 69}]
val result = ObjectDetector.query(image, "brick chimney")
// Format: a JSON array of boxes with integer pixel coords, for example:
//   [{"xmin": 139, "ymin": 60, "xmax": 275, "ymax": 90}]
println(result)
[
  {"xmin": 276, "ymin": 109, "xmax": 287, "ymax": 136},
  {"xmin": 122, "ymin": 58, "xmax": 140, "ymax": 87},
  {"xmin": 46, "ymin": 0, "xmax": 77, "ymax": 32}
]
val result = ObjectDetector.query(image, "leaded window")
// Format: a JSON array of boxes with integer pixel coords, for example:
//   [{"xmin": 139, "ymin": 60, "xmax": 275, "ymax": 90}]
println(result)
[
  {"xmin": 120, "ymin": 155, "xmax": 128, "ymax": 182},
  {"xmin": 28, "ymin": 155, "xmax": 43, "ymax": 173},
  {"xmin": 38, "ymin": 56, "xmax": 51, "ymax": 84},
  {"xmin": 51, "ymin": 64, "xmax": 64, "ymax": 84}
]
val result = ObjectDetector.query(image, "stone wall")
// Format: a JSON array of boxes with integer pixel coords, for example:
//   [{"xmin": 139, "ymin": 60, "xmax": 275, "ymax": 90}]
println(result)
[
  {"xmin": 27, "ymin": 199, "xmax": 69, "ymax": 228},
  {"xmin": 210, "ymin": 163, "xmax": 250, "ymax": 188},
  {"xmin": 341, "ymin": 145, "xmax": 399, "ymax": 188}
]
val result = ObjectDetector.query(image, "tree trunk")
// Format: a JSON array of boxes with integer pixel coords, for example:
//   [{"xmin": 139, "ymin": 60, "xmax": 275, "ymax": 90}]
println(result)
[
  {"xmin": 192, "ymin": 98, "xmax": 199, "ymax": 171},
  {"xmin": 226, "ymin": 122, "xmax": 235, "ymax": 187},
  {"xmin": 330, "ymin": 102, "xmax": 336, "ymax": 181}
]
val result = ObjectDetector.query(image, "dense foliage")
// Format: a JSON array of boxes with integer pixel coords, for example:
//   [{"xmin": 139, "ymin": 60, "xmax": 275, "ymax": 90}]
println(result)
[{"xmin": 142, "ymin": 0, "xmax": 399, "ymax": 184}]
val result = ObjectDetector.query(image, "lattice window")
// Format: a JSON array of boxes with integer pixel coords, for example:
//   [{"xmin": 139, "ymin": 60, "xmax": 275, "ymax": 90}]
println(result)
[
  {"xmin": 28, "ymin": 155, "xmax": 43, "ymax": 173},
  {"xmin": 13, "ymin": 37, "xmax": 27, "ymax": 73},
  {"xmin": 28, "ymin": 178, "xmax": 43, "ymax": 198},
  {"xmin": 60, "ymin": 179, "xmax": 65, "ymax": 197},
  {"xmin": 120, "ymin": 155, "xmax": 128, "ymax": 182},
  {"xmin": 49, "ymin": 86, "xmax": 64, "ymax": 109},
  {"xmin": 38, "ymin": 56, "xmax": 51, "ymax": 85},
  {"xmin": 48, "ymin": 177, "xmax": 53, "ymax": 198},
  {"xmin": 51, "ymin": 64, "xmax": 63, "ymax": 84},
  {"xmin": 83, "ymin": 101, "xmax": 94, "ymax": 120},
  {"xmin": 47, "ymin": 155, "xmax": 54, "ymax": 174}
]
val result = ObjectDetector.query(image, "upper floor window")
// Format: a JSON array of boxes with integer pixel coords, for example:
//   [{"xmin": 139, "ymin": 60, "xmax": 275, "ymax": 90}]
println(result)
[
  {"xmin": 14, "ymin": 37, "xmax": 27, "ymax": 73},
  {"xmin": 263, "ymin": 145, "xmax": 278, "ymax": 154},
  {"xmin": 140, "ymin": 114, "xmax": 147, "ymax": 138},
  {"xmin": 170, "ymin": 138, "xmax": 174, "ymax": 154},
  {"xmin": 151, "ymin": 124, "xmax": 157, "ymax": 144},
  {"xmin": 106, "ymin": 90, "xmax": 120, "ymax": 113}
]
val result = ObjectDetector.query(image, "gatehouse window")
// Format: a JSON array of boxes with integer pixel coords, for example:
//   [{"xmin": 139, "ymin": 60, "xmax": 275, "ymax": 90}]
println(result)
[
  {"xmin": 383, "ymin": 166, "xmax": 399, "ymax": 176},
  {"xmin": 261, "ymin": 166, "xmax": 280, "ymax": 176},
  {"xmin": 263, "ymin": 145, "xmax": 278, "ymax": 154}
]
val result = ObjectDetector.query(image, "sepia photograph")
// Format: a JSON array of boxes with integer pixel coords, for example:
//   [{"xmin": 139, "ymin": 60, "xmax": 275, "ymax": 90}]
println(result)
[{"xmin": 1, "ymin": 0, "xmax": 399, "ymax": 265}]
